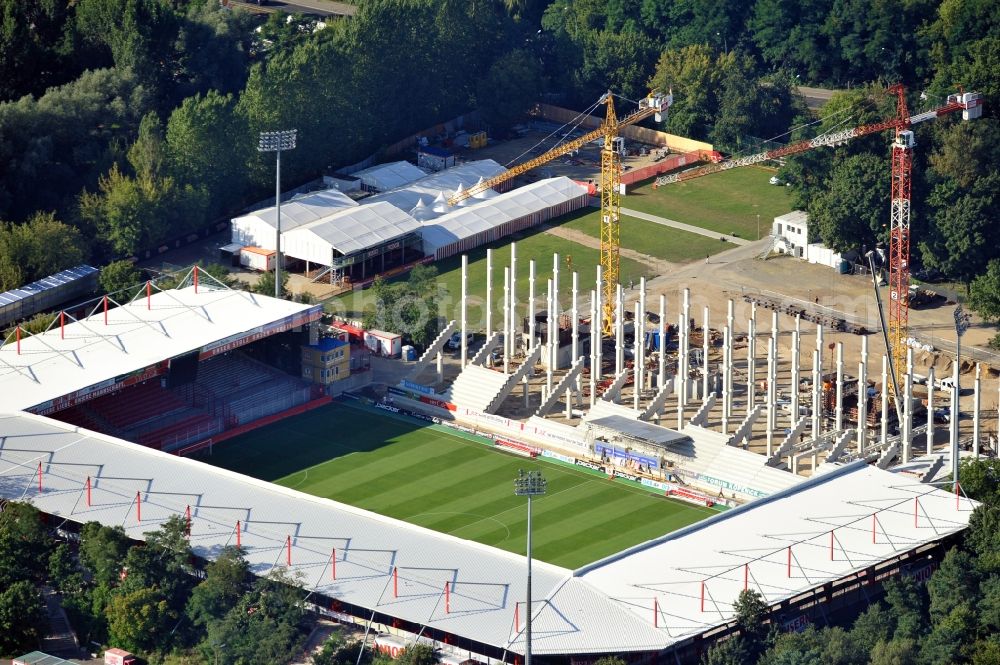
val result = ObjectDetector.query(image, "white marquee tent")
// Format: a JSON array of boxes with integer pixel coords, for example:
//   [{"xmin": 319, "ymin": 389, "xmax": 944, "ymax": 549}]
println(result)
[
  {"xmin": 231, "ymin": 188, "xmax": 358, "ymax": 250},
  {"xmin": 365, "ymin": 159, "xmax": 506, "ymax": 218},
  {"xmin": 420, "ymin": 177, "xmax": 589, "ymax": 259},
  {"xmin": 352, "ymin": 160, "xmax": 428, "ymax": 192},
  {"xmin": 281, "ymin": 201, "xmax": 421, "ymax": 268}
]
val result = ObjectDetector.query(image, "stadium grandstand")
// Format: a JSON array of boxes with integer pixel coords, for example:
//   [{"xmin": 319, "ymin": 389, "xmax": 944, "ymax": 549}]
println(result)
[
  {"xmin": 0, "ymin": 268, "xmax": 325, "ymax": 453},
  {"xmin": 0, "ymin": 411, "xmax": 976, "ymax": 662}
]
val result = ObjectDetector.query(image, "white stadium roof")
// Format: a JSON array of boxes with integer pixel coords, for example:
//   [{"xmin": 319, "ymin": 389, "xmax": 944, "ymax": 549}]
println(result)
[
  {"xmin": 420, "ymin": 177, "xmax": 588, "ymax": 255},
  {"xmin": 353, "ymin": 160, "xmax": 428, "ymax": 192},
  {"xmin": 0, "ymin": 284, "xmax": 319, "ymax": 414},
  {"xmin": 365, "ymin": 160, "xmax": 506, "ymax": 218},
  {"xmin": 0, "ymin": 412, "xmax": 975, "ymax": 657},
  {"xmin": 282, "ymin": 201, "xmax": 421, "ymax": 263}
]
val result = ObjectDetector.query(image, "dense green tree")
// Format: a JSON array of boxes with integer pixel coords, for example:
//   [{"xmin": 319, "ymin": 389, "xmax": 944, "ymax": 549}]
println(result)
[
  {"xmin": 100, "ymin": 260, "xmax": 144, "ymax": 297},
  {"xmin": 0, "ymin": 580, "xmax": 46, "ymax": 656},
  {"xmin": 921, "ymin": 602, "xmax": 977, "ymax": 664},
  {"xmin": 396, "ymin": 644, "xmax": 437, "ymax": 665},
  {"xmin": 883, "ymin": 576, "xmax": 927, "ymax": 641},
  {"xmin": 119, "ymin": 516, "xmax": 193, "ymax": 617},
  {"xmin": 966, "ymin": 502, "xmax": 1000, "ymax": 575},
  {"xmin": 186, "ymin": 546, "xmax": 249, "ymax": 628},
  {"xmin": 648, "ymin": 44, "xmax": 719, "ymax": 140},
  {"xmin": 0, "ymin": 501, "xmax": 52, "ymax": 587},
  {"xmin": 759, "ymin": 625, "xmax": 863, "ymax": 665},
  {"xmin": 478, "ymin": 49, "xmax": 544, "ymax": 131},
  {"xmin": 848, "ymin": 603, "xmax": 894, "ymax": 654},
  {"xmin": 48, "ymin": 543, "xmax": 84, "ymax": 596},
  {"xmin": 0, "ymin": 212, "xmax": 87, "ymax": 291},
  {"xmin": 105, "ymin": 586, "xmax": 172, "ymax": 652},
  {"xmin": 592, "ymin": 657, "xmax": 626, "ymax": 665},
  {"xmin": 927, "ymin": 548, "xmax": 980, "ymax": 624},
  {"xmin": 869, "ymin": 637, "xmax": 920, "ymax": 665},
  {"xmin": 701, "ymin": 635, "xmax": 750, "ymax": 665},
  {"xmin": 167, "ymin": 90, "xmax": 249, "ymax": 215},
  {"xmin": 956, "ymin": 457, "xmax": 1000, "ymax": 503},
  {"xmin": 808, "ymin": 152, "xmax": 890, "ymax": 252},
  {"xmin": 0, "ymin": 0, "xmax": 80, "ymax": 101},
  {"xmin": 79, "ymin": 521, "xmax": 132, "ymax": 587},
  {"xmin": 129, "ymin": 111, "xmax": 167, "ymax": 181},
  {"xmin": 253, "ymin": 269, "xmax": 290, "ymax": 298}
]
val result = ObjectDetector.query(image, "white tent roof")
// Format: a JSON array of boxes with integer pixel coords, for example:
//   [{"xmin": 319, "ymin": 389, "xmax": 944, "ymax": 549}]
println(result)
[
  {"xmin": 0, "ymin": 419, "xmax": 974, "ymax": 657},
  {"xmin": 366, "ymin": 160, "xmax": 506, "ymax": 218},
  {"xmin": 352, "ymin": 160, "xmax": 428, "ymax": 191},
  {"xmin": 0, "ymin": 285, "xmax": 319, "ymax": 414},
  {"xmin": 232, "ymin": 188, "xmax": 358, "ymax": 233},
  {"xmin": 283, "ymin": 202, "xmax": 420, "ymax": 257},
  {"xmin": 420, "ymin": 177, "xmax": 587, "ymax": 252}
]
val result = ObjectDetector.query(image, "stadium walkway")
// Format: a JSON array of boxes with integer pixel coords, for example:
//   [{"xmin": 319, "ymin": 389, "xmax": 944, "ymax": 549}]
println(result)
[{"xmin": 619, "ymin": 207, "xmax": 751, "ymax": 246}]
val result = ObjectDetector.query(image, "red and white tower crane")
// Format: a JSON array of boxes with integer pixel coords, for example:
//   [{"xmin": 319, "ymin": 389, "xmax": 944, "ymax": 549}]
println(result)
[{"xmin": 653, "ymin": 85, "xmax": 983, "ymax": 374}]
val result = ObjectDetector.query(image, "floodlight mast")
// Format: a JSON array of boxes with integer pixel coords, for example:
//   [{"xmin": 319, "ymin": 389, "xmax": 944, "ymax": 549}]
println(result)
[
  {"xmin": 257, "ymin": 129, "xmax": 297, "ymax": 299},
  {"xmin": 514, "ymin": 470, "xmax": 546, "ymax": 665}
]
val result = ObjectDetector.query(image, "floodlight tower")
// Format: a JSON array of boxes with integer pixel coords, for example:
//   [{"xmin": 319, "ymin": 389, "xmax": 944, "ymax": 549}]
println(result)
[
  {"xmin": 514, "ymin": 469, "xmax": 546, "ymax": 665},
  {"xmin": 258, "ymin": 129, "xmax": 297, "ymax": 299}
]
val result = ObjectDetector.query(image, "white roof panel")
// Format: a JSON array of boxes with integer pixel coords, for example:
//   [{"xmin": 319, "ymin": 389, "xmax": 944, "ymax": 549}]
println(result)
[
  {"xmin": 0, "ymin": 414, "xmax": 973, "ymax": 657},
  {"xmin": 232, "ymin": 188, "xmax": 358, "ymax": 233},
  {"xmin": 0, "ymin": 286, "xmax": 319, "ymax": 414},
  {"xmin": 284, "ymin": 202, "xmax": 421, "ymax": 256},
  {"xmin": 353, "ymin": 160, "xmax": 428, "ymax": 191},
  {"xmin": 366, "ymin": 160, "xmax": 506, "ymax": 217}
]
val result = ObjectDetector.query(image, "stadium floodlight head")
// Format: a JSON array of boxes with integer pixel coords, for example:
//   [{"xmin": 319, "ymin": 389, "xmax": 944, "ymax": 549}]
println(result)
[
  {"xmin": 514, "ymin": 469, "xmax": 547, "ymax": 496},
  {"xmin": 514, "ymin": 469, "xmax": 545, "ymax": 665},
  {"xmin": 256, "ymin": 129, "xmax": 297, "ymax": 299},
  {"xmin": 257, "ymin": 129, "xmax": 297, "ymax": 153}
]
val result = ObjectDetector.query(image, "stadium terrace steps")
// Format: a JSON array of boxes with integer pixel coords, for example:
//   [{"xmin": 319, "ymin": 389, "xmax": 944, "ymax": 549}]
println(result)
[
  {"xmin": 583, "ymin": 399, "xmax": 641, "ymax": 421},
  {"xmin": 675, "ymin": 425, "xmax": 801, "ymax": 498},
  {"xmin": 442, "ymin": 363, "xmax": 511, "ymax": 412}
]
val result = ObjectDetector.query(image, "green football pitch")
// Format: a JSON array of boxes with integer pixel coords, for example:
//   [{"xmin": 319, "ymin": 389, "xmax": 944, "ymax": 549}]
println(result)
[{"xmin": 205, "ymin": 401, "xmax": 714, "ymax": 569}]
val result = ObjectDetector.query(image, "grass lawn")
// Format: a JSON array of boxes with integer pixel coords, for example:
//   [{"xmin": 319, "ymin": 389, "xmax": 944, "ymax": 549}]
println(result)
[
  {"xmin": 206, "ymin": 401, "xmax": 712, "ymax": 568},
  {"xmin": 560, "ymin": 208, "xmax": 736, "ymax": 263},
  {"xmin": 622, "ymin": 167, "xmax": 794, "ymax": 240},
  {"xmin": 327, "ymin": 224, "xmax": 652, "ymax": 327}
]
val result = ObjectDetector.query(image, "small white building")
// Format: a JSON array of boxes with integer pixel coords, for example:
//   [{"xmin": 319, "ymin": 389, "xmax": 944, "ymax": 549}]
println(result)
[{"xmin": 772, "ymin": 210, "xmax": 855, "ymax": 271}]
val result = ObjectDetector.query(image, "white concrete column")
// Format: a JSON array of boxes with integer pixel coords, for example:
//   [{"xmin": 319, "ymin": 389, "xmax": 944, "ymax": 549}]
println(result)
[
  {"xmin": 902, "ymin": 348, "xmax": 913, "ymax": 463},
  {"xmin": 811, "ymin": 350, "xmax": 821, "ymax": 439},
  {"xmin": 615, "ymin": 285, "xmax": 624, "ymax": 378},
  {"xmin": 722, "ymin": 325, "xmax": 730, "ymax": 435},
  {"xmin": 974, "ymin": 363, "xmax": 982, "ymax": 458},
  {"xmin": 682, "ymin": 289, "xmax": 691, "ymax": 406},
  {"xmin": 658, "ymin": 295, "xmax": 666, "ymax": 390},
  {"xmin": 881, "ymin": 355, "xmax": 889, "ymax": 446},
  {"xmin": 503, "ymin": 266, "xmax": 510, "ymax": 375},
  {"xmin": 639, "ymin": 277, "xmax": 647, "ymax": 395},
  {"xmin": 485, "ymin": 248, "xmax": 493, "ymax": 337},
  {"xmin": 552, "ymin": 252, "xmax": 560, "ymax": 335},
  {"xmin": 546, "ymin": 279, "xmax": 554, "ymax": 395},
  {"xmin": 835, "ymin": 342, "xmax": 844, "ymax": 432},
  {"xmin": 571, "ymin": 272, "xmax": 580, "ymax": 404},
  {"xmin": 927, "ymin": 366, "xmax": 935, "ymax": 455},
  {"xmin": 950, "ymin": 361, "xmax": 959, "ymax": 481},
  {"xmin": 510, "ymin": 243, "xmax": 517, "ymax": 358},
  {"xmin": 858, "ymin": 336, "xmax": 868, "ymax": 453},
  {"xmin": 589, "ymin": 290, "xmax": 597, "ymax": 407},
  {"xmin": 747, "ymin": 308, "xmax": 756, "ymax": 412},
  {"xmin": 791, "ymin": 329, "xmax": 800, "ymax": 429},
  {"xmin": 436, "ymin": 351, "xmax": 443, "ymax": 383},
  {"xmin": 766, "ymin": 336, "xmax": 776, "ymax": 457},
  {"xmin": 594, "ymin": 266, "xmax": 603, "ymax": 382},
  {"xmin": 634, "ymin": 301, "xmax": 643, "ymax": 411},
  {"xmin": 528, "ymin": 260, "xmax": 536, "ymax": 353},
  {"xmin": 678, "ymin": 312, "xmax": 686, "ymax": 427},
  {"xmin": 703, "ymin": 306, "xmax": 711, "ymax": 399},
  {"xmin": 460, "ymin": 254, "xmax": 468, "ymax": 368}
]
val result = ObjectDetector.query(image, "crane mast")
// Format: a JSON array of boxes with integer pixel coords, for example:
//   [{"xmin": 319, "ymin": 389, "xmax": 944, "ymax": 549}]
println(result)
[{"xmin": 600, "ymin": 95, "xmax": 622, "ymax": 336}]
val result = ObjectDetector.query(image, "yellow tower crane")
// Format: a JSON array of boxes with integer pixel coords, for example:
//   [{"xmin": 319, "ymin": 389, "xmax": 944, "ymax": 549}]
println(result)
[{"xmin": 448, "ymin": 91, "xmax": 670, "ymax": 335}]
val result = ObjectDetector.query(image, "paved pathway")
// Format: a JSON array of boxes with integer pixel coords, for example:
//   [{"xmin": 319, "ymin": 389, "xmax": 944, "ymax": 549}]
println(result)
[{"xmin": 618, "ymin": 207, "xmax": 751, "ymax": 246}]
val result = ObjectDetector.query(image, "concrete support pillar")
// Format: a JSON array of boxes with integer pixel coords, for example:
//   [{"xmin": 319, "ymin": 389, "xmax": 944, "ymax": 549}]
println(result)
[
  {"xmin": 572, "ymin": 272, "xmax": 580, "ymax": 405},
  {"xmin": 658, "ymin": 295, "xmax": 666, "ymax": 390},
  {"xmin": 503, "ymin": 267, "xmax": 510, "ymax": 375},
  {"xmin": 678, "ymin": 312, "xmax": 686, "ymax": 429},
  {"xmin": 927, "ymin": 367, "xmax": 935, "ymax": 455},
  {"xmin": 811, "ymin": 350, "xmax": 821, "ymax": 439},
  {"xmin": 589, "ymin": 291, "xmax": 597, "ymax": 407},
  {"xmin": 950, "ymin": 361, "xmax": 959, "ymax": 481},
  {"xmin": 722, "ymin": 325, "xmax": 730, "ymax": 435},
  {"xmin": 747, "ymin": 305, "xmax": 756, "ymax": 412},
  {"xmin": 437, "ymin": 351, "xmax": 443, "ymax": 383},
  {"xmin": 634, "ymin": 301, "xmax": 644, "ymax": 411},
  {"xmin": 902, "ymin": 348, "xmax": 913, "ymax": 463},
  {"xmin": 485, "ymin": 248, "xmax": 493, "ymax": 337},
  {"xmin": 835, "ymin": 342, "xmax": 844, "ymax": 432},
  {"xmin": 791, "ymin": 330, "xmax": 800, "ymax": 429},
  {"xmin": 881, "ymin": 356, "xmax": 889, "ymax": 446},
  {"xmin": 703, "ymin": 306, "xmax": 711, "ymax": 399},
  {"xmin": 546, "ymin": 279, "xmax": 554, "ymax": 395},
  {"xmin": 615, "ymin": 285, "xmax": 625, "ymax": 378},
  {"xmin": 552, "ymin": 253, "xmax": 560, "ymax": 369},
  {"xmin": 528, "ymin": 260, "xmax": 536, "ymax": 353},
  {"xmin": 766, "ymin": 337, "xmax": 776, "ymax": 457},
  {"xmin": 510, "ymin": 243, "xmax": 517, "ymax": 359},
  {"xmin": 682, "ymin": 289, "xmax": 691, "ymax": 407},
  {"xmin": 460, "ymin": 254, "xmax": 468, "ymax": 368},
  {"xmin": 594, "ymin": 265, "xmax": 603, "ymax": 382},
  {"xmin": 974, "ymin": 363, "xmax": 982, "ymax": 458},
  {"xmin": 858, "ymin": 336, "xmax": 868, "ymax": 453}
]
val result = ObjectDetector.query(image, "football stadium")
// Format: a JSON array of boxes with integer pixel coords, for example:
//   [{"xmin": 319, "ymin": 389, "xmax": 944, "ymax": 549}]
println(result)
[{"xmin": 0, "ymin": 265, "xmax": 978, "ymax": 664}]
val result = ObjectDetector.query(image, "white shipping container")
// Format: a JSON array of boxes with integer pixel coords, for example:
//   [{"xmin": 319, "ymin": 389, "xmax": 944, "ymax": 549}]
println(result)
[{"xmin": 240, "ymin": 247, "xmax": 276, "ymax": 272}]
